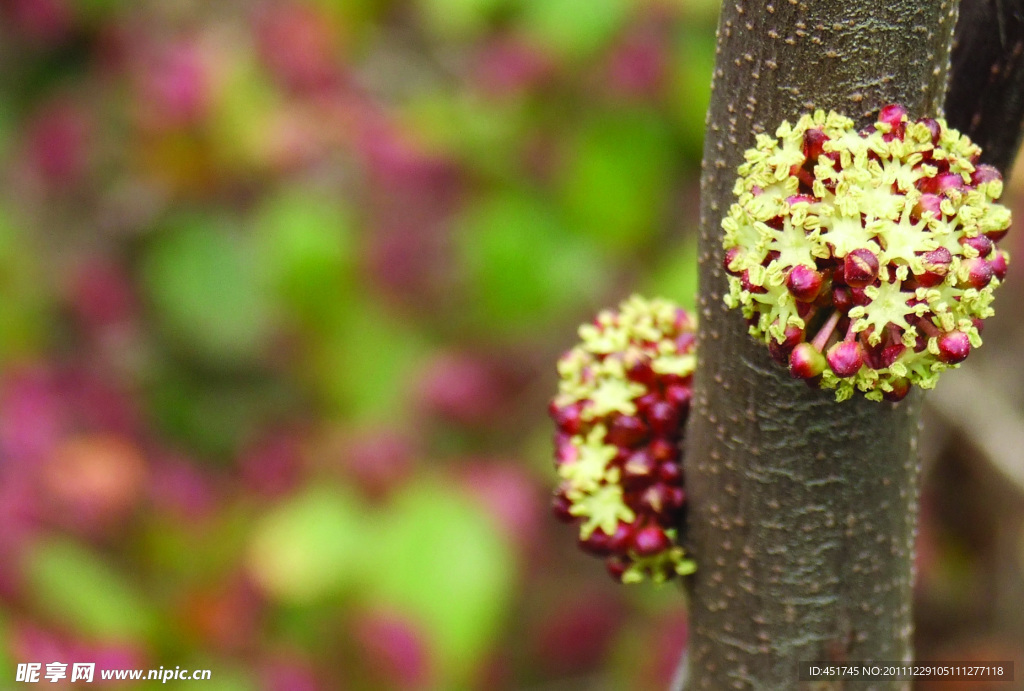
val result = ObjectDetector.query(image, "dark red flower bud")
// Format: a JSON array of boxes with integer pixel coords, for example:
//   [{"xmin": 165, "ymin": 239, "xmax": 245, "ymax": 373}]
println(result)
[
  {"xmin": 850, "ymin": 286, "xmax": 871, "ymax": 306},
  {"xmin": 550, "ymin": 401, "xmax": 583, "ymax": 435},
  {"xmin": 971, "ymin": 163, "xmax": 1002, "ymax": 186},
  {"xmin": 552, "ymin": 490, "xmax": 574, "ymax": 522},
  {"xmin": 606, "ymin": 557, "xmax": 629, "ymax": 582},
  {"xmin": 803, "ymin": 128, "xmax": 829, "ymax": 163},
  {"xmin": 581, "ymin": 528, "xmax": 614, "ymax": 556},
  {"xmin": 936, "ymin": 330, "xmax": 971, "ymax": 364},
  {"xmin": 631, "ymin": 525, "xmax": 671, "ymax": 557},
  {"xmin": 913, "ymin": 193, "xmax": 943, "ymax": 219},
  {"xmin": 919, "ymin": 247, "xmax": 952, "ymax": 288},
  {"xmin": 607, "ymin": 522, "xmax": 634, "ymax": 553},
  {"xmin": 960, "ymin": 234, "xmax": 994, "ymax": 258},
  {"xmin": 843, "ymin": 248, "xmax": 880, "ymax": 287},
  {"xmin": 658, "ymin": 461, "xmax": 682, "ymax": 484},
  {"xmin": 648, "ymin": 438, "xmax": 678, "ymax": 463},
  {"xmin": 826, "ymin": 340, "xmax": 864, "ymax": 378},
  {"xmin": 990, "ymin": 251, "xmax": 1008, "ymax": 281},
  {"xmin": 984, "ymin": 225, "xmax": 1009, "ymax": 243},
  {"xmin": 664, "ymin": 384, "xmax": 692, "ymax": 413},
  {"xmin": 723, "ymin": 247, "xmax": 743, "ymax": 274},
  {"xmin": 789, "ymin": 343, "xmax": 826, "ymax": 379},
  {"xmin": 883, "ymin": 377, "xmax": 911, "ymax": 402},
  {"xmin": 606, "ymin": 415, "xmax": 649, "ymax": 448},
  {"xmin": 831, "ymin": 286, "xmax": 853, "ymax": 312},
  {"xmin": 740, "ymin": 269, "xmax": 767, "ymax": 293},
  {"xmin": 880, "ymin": 343, "xmax": 906, "ymax": 368},
  {"xmin": 960, "ymin": 257, "xmax": 994, "ymax": 289},
  {"xmin": 622, "ymin": 449, "xmax": 657, "ymax": 484},
  {"xmin": 786, "ymin": 265, "xmax": 824, "ymax": 302},
  {"xmin": 918, "ymin": 117, "xmax": 941, "ymax": 144},
  {"xmin": 640, "ymin": 484, "xmax": 673, "ymax": 515},
  {"xmin": 768, "ymin": 324, "xmax": 804, "ymax": 363},
  {"xmin": 646, "ymin": 400, "xmax": 681, "ymax": 437},
  {"xmin": 878, "ymin": 104, "xmax": 907, "ymax": 135}
]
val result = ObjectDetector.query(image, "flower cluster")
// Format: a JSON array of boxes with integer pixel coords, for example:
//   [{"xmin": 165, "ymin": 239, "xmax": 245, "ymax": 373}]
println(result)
[
  {"xmin": 723, "ymin": 105, "xmax": 1011, "ymax": 401},
  {"xmin": 549, "ymin": 296, "xmax": 696, "ymax": 583}
]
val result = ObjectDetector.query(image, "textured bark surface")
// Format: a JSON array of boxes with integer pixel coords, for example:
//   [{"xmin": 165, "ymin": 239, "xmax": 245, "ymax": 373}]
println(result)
[
  {"xmin": 947, "ymin": 0, "xmax": 1024, "ymax": 173},
  {"xmin": 682, "ymin": 1, "xmax": 960, "ymax": 688}
]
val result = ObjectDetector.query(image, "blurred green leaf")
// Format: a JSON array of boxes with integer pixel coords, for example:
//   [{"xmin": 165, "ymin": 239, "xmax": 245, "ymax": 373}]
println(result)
[
  {"xmin": 247, "ymin": 487, "xmax": 366, "ymax": 604},
  {"xmin": 458, "ymin": 190, "xmax": 607, "ymax": 333},
  {"xmin": 643, "ymin": 236, "xmax": 699, "ymax": 312},
  {"xmin": 518, "ymin": 0, "xmax": 629, "ymax": 59},
  {"xmin": 26, "ymin": 538, "xmax": 155, "ymax": 641},
  {"xmin": 162, "ymin": 664, "xmax": 256, "ymax": 691},
  {"xmin": 671, "ymin": 31, "xmax": 716, "ymax": 163},
  {"xmin": 209, "ymin": 57, "xmax": 281, "ymax": 173},
  {"xmin": 559, "ymin": 110, "xmax": 675, "ymax": 252},
  {"xmin": 147, "ymin": 367, "xmax": 291, "ymax": 458},
  {"xmin": 143, "ymin": 213, "xmax": 271, "ymax": 366},
  {"xmin": 404, "ymin": 94, "xmax": 524, "ymax": 179},
  {"xmin": 366, "ymin": 479, "xmax": 516, "ymax": 685},
  {"xmin": 254, "ymin": 187, "xmax": 354, "ymax": 331},
  {"xmin": 417, "ymin": 0, "xmax": 510, "ymax": 38},
  {"xmin": 0, "ymin": 208, "xmax": 48, "ymax": 362},
  {"xmin": 312, "ymin": 302, "xmax": 427, "ymax": 425}
]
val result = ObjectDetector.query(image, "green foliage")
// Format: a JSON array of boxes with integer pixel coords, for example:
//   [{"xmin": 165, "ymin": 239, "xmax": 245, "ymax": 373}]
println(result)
[
  {"xmin": 458, "ymin": 191, "xmax": 608, "ymax": 334},
  {"xmin": 254, "ymin": 187, "xmax": 355, "ymax": 331},
  {"xmin": 26, "ymin": 539, "xmax": 156, "ymax": 641},
  {"xmin": 311, "ymin": 303, "xmax": 428, "ymax": 424},
  {"xmin": 518, "ymin": 0, "xmax": 630, "ymax": 59},
  {"xmin": 560, "ymin": 110, "xmax": 675, "ymax": 253},
  {"xmin": 364, "ymin": 479, "xmax": 516, "ymax": 685},
  {"xmin": 0, "ymin": 209, "xmax": 47, "ymax": 362},
  {"xmin": 143, "ymin": 213, "xmax": 271, "ymax": 366},
  {"xmin": 247, "ymin": 487, "xmax": 366, "ymax": 604}
]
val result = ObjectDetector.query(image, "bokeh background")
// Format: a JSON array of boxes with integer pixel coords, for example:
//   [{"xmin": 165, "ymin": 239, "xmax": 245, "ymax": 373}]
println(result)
[{"xmin": 1, "ymin": 1, "xmax": 1022, "ymax": 689}]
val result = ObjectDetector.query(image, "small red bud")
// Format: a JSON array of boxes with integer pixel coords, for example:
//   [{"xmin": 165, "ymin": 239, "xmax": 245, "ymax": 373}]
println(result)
[
  {"xmin": 658, "ymin": 461, "xmax": 682, "ymax": 484},
  {"xmin": 789, "ymin": 343, "xmax": 826, "ymax": 379},
  {"xmin": 550, "ymin": 401, "xmax": 583, "ymax": 435},
  {"xmin": 740, "ymin": 269, "xmax": 767, "ymax": 294},
  {"xmin": 646, "ymin": 400, "xmax": 681, "ymax": 437},
  {"xmin": 990, "ymin": 251, "xmax": 1008, "ymax": 281},
  {"xmin": 552, "ymin": 491, "xmax": 574, "ymax": 522},
  {"xmin": 918, "ymin": 117, "xmax": 941, "ymax": 145},
  {"xmin": 826, "ymin": 340, "xmax": 864, "ymax": 378},
  {"xmin": 606, "ymin": 557, "xmax": 628, "ymax": 582},
  {"xmin": 971, "ymin": 163, "xmax": 1002, "ymax": 186},
  {"xmin": 960, "ymin": 257, "xmax": 994, "ymax": 289},
  {"xmin": 622, "ymin": 449, "xmax": 657, "ymax": 485},
  {"xmin": 606, "ymin": 415, "xmax": 649, "ymax": 448},
  {"xmin": 831, "ymin": 286, "xmax": 853, "ymax": 312},
  {"xmin": 960, "ymin": 234, "xmax": 994, "ymax": 258},
  {"xmin": 723, "ymin": 247, "xmax": 743, "ymax": 274},
  {"xmin": 631, "ymin": 525, "xmax": 671, "ymax": 556},
  {"xmin": 803, "ymin": 128, "xmax": 829, "ymax": 164},
  {"xmin": 768, "ymin": 324, "xmax": 804, "ymax": 363},
  {"xmin": 878, "ymin": 104, "xmax": 907, "ymax": 135},
  {"xmin": 913, "ymin": 193, "xmax": 943, "ymax": 219},
  {"xmin": 648, "ymin": 438, "xmax": 678, "ymax": 463},
  {"xmin": 936, "ymin": 330, "xmax": 971, "ymax": 364},
  {"xmin": 786, "ymin": 265, "xmax": 824, "ymax": 302},
  {"xmin": 880, "ymin": 343, "xmax": 906, "ymax": 368},
  {"xmin": 843, "ymin": 248, "xmax": 879, "ymax": 287},
  {"xmin": 883, "ymin": 377, "xmax": 911, "ymax": 402}
]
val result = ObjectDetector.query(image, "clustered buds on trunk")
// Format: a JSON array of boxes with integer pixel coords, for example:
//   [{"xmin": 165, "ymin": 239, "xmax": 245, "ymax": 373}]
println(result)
[
  {"xmin": 722, "ymin": 105, "xmax": 1011, "ymax": 401},
  {"xmin": 549, "ymin": 296, "xmax": 696, "ymax": 584}
]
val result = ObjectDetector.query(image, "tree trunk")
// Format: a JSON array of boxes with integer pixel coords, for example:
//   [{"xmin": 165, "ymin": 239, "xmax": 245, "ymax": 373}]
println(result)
[{"xmin": 681, "ymin": 1, "xmax": 959, "ymax": 688}]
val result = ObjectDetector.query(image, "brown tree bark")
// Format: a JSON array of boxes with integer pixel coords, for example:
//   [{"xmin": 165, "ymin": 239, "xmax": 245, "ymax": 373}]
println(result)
[{"xmin": 681, "ymin": 1, "xmax": 960, "ymax": 688}]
